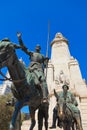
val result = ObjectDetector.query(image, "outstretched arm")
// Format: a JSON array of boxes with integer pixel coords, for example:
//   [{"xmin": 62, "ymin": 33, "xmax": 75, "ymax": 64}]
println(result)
[{"xmin": 17, "ymin": 32, "xmax": 33, "ymax": 56}]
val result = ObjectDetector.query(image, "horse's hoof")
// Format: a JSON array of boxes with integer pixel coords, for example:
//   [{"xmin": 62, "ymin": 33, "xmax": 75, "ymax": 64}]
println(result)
[
  {"xmin": 9, "ymin": 123, "xmax": 15, "ymax": 130},
  {"xmin": 49, "ymin": 126, "xmax": 56, "ymax": 129}
]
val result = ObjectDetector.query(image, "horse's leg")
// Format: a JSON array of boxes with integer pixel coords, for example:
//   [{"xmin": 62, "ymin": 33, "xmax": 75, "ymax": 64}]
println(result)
[
  {"xmin": 63, "ymin": 124, "xmax": 66, "ymax": 130},
  {"xmin": 44, "ymin": 115, "xmax": 48, "ymax": 130},
  {"xmin": 72, "ymin": 121, "xmax": 75, "ymax": 130},
  {"xmin": 67, "ymin": 122, "xmax": 71, "ymax": 130},
  {"xmin": 29, "ymin": 106, "xmax": 36, "ymax": 130},
  {"xmin": 9, "ymin": 101, "xmax": 23, "ymax": 130},
  {"xmin": 44, "ymin": 104, "xmax": 49, "ymax": 130},
  {"xmin": 38, "ymin": 108, "xmax": 43, "ymax": 130},
  {"xmin": 75, "ymin": 113, "xmax": 83, "ymax": 130},
  {"xmin": 72, "ymin": 120, "xmax": 76, "ymax": 130}
]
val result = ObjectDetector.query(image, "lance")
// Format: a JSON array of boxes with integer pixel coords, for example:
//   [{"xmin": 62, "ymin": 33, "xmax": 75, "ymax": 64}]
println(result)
[
  {"xmin": 46, "ymin": 21, "xmax": 50, "ymax": 58},
  {"xmin": 45, "ymin": 21, "xmax": 50, "ymax": 80}
]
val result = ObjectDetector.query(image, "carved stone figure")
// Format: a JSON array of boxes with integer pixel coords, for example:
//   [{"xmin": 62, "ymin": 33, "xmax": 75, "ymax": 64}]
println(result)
[
  {"xmin": 59, "ymin": 70, "xmax": 66, "ymax": 84},
  {"xmin": 55, "ymin": 70, "xmax": 70, "ymax": 87}
]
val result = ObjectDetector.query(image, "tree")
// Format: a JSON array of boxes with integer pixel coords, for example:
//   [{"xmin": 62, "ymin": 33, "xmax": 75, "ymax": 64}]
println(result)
[{"xmin": 0, "ymin": 94, "xmax": 14, "ymax": 130}]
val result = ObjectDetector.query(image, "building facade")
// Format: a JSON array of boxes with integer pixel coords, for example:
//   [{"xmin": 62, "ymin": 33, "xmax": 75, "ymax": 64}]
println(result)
[{"xmin": 0, "ymin": 72, "xmax": 11, "ymax": 95}]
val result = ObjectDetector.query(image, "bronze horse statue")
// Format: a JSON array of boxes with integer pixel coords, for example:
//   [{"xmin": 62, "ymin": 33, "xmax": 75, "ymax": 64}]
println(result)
[
  {"xmin": 0, "ymin": 39, "xmax": 49, "ymax": 130},
  {"xmin": 54, "ymin": 90, "xmax": 83, "ymax": 130}
]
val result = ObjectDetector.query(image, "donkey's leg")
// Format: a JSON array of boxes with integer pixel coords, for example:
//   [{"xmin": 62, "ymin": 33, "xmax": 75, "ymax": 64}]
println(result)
[
  {"xmin": 29, "ymin": 106, "xmax": 36, "ymax": 130},
  {"xmin": 75, "ymin": 113, "xmax": 83, "ymax": 130},
  {"xmin": 9, "ymin": 101, "xmax": 23, "ymax": 130},
  {"xmin": 72, "ymin": 121, "xmax": 75, "ymax": 130}
]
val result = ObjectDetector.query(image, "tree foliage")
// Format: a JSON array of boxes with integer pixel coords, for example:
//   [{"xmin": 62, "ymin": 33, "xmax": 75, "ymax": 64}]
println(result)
[{"xmin": 0, "ymin": 94, "xmax": 14, "ymax": 130}]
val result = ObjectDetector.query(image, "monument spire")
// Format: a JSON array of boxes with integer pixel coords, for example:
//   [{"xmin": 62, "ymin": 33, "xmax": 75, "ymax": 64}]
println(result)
[{"xmin": 51, "ymin": 32, "xmax": 71, "ymax": 63}]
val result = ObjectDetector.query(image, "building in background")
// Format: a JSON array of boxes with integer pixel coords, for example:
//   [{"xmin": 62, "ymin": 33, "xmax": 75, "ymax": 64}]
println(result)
[
  {"xmin": 0, "ymin": 58, "xmax": 25, "ymax": 95},
  {"xmin": 0, "ymin": 72, "xmax": 12, "ymax": 95}
]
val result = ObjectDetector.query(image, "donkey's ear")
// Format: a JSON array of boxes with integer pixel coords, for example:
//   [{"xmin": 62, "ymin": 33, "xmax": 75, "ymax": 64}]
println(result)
[{"xmin": 54, "ymin": 89, "xmax": 58, "ymax": 100}]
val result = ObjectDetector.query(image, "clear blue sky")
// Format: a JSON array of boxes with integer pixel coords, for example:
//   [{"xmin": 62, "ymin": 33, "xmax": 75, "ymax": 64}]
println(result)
[{"xmin": 0, "ymin": 0, "xmax": 87, "ymax": 112}]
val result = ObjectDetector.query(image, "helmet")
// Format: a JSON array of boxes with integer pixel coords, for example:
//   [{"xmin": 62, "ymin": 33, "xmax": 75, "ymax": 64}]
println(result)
[
  {"xmin": 1, "ymin": 38, "xmax": 10, "ymax": 42},
  {"xmin": 35, "ymin": 44, "xmax": 41, "ymax": 50},
  {"xmin": 62, "ymin": 84, "xmax": 69, "ymax": 90}
]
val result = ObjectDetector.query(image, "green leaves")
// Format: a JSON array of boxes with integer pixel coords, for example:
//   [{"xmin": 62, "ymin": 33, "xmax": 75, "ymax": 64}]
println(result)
[{"xmin": 0, "ymin": 94, "xmax": 14, "ymax": 130}]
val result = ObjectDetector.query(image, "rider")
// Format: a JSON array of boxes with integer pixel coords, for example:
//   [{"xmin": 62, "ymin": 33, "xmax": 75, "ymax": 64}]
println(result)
[
  {"xmin": 50, "ymin": 83, "xmax": 83, "ymax": 129},
  {"xmin": 17, "ymin": 32, "xmax": 49, "ymax": 102},
  {"xmin": 59, "ymin": 83, "xmax": 79, "ymax": 113}
]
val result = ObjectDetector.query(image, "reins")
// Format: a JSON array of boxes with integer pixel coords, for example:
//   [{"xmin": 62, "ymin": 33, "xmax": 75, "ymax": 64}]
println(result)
[{"xmin": 0, "ymin": 70, "xmax": 26, "ymax": 83}]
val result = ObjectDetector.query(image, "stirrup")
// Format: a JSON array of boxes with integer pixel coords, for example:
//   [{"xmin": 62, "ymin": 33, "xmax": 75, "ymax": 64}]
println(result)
[
  {"xmin": 41, "ymin": 98, "xmax": 49, "ymax": 104},
  {"xmin": 9, "ymin": 123, "xmax": 15, "ymax": 130}
]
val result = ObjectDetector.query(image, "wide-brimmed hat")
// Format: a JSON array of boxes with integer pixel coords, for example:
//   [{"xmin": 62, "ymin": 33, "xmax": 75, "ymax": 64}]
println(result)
[
  {"xmin": 62, "ymin": 84, "xmax": 69, "ymax": 90},
  {"xmin": 1, "ymin": 38, "xmax": 10, "ymax": 42}
]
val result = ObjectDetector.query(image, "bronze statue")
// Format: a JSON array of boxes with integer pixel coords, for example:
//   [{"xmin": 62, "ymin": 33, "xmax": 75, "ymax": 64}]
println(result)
[
  {"xmin": 17, "ymin": 32, "xmax": 49, "ymax": 102},
  {"xmin": 0, "ymin": 38, "xmax": 49, "ymax": 130},
  {"xmin": 53, "ymin": 84, "xmax": 83, "ymax": 130}
]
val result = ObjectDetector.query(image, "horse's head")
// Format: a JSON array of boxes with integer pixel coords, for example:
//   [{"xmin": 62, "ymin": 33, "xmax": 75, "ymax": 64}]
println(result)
[
  {"xmin": 57, "ymin": 97, "xmax": 66, "ymax": 120},
  {"xmin": 0, "ymin": 39, "xmax": 15, "ymax": 68}
]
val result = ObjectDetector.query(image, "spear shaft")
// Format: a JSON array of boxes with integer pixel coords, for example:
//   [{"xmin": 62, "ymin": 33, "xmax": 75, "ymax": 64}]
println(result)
[
  {"xmin": 45, "ymin": 21, "xmax": 50, "ymax": 80},
  {"xmin": 46, "ymin": 21, "xmax": 50, "ymax": 57}
]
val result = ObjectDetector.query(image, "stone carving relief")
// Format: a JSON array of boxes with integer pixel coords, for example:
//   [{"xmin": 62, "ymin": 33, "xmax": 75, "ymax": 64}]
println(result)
[{"xmin": 55, "ymin": 70, "xmax": 70, "ymax": 86}]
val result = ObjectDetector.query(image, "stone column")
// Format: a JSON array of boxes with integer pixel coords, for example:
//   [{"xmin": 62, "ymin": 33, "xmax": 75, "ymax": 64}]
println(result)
[{"xmin": 46, "ymin": 60, "xmax": 54, "ymax": 92}]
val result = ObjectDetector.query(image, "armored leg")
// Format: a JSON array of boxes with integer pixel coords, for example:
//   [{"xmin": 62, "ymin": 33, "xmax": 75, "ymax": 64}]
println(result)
[
  {"xmin": 33, "ymin": 70, "xmax": 49, "ymax": 102},
  {"xmin": 41, "ymin": 81, "xmax": 48, "ymax": 99}
]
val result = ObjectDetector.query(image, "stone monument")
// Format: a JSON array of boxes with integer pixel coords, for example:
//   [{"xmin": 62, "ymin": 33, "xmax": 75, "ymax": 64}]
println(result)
[
  {"xmin": 21, "ymin": 32, "xmax": 87, "ymax": 130},
  {"xmin": 47, "ymin": 32, "xmax": 87, "ymax": 130}
]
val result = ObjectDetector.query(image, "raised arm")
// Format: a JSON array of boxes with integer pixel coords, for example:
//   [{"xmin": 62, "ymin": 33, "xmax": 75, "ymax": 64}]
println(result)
[{"xmin": 17, "ymin": 32, "xmax": 33, "ymax": 56}]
